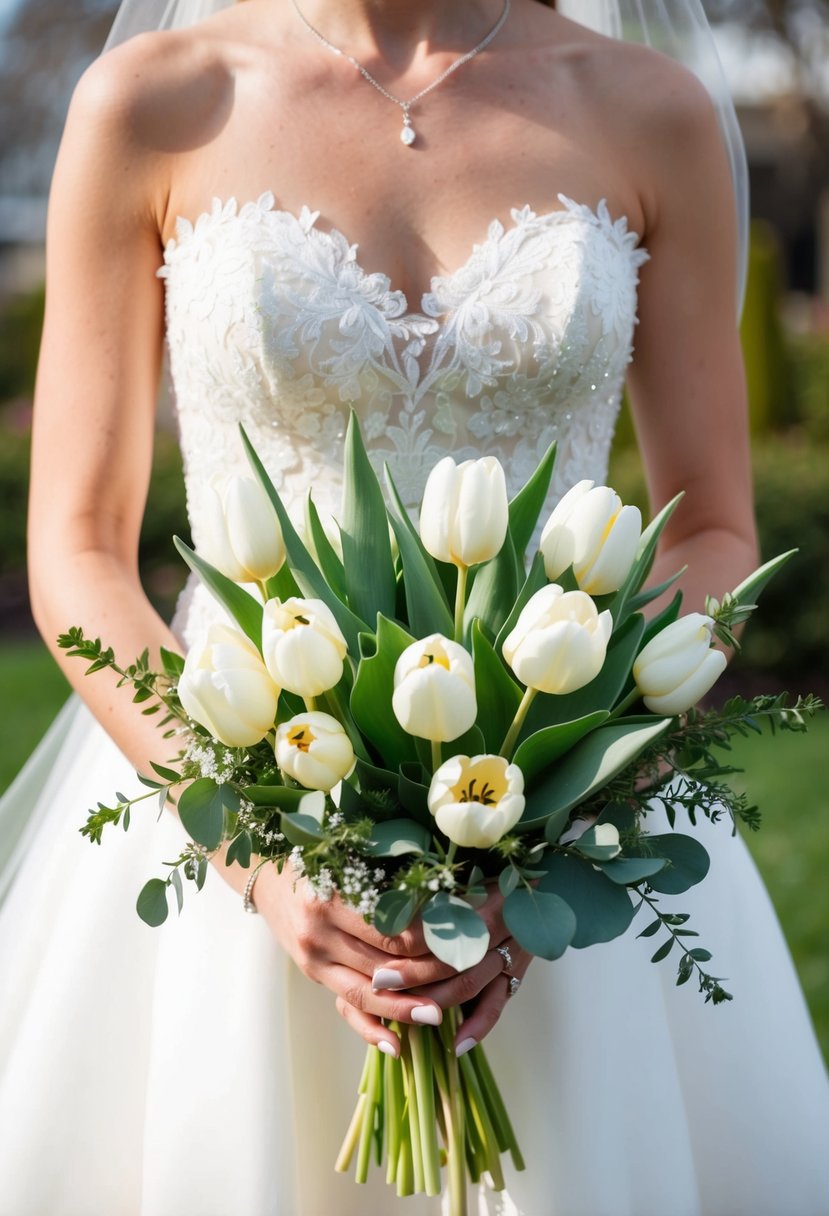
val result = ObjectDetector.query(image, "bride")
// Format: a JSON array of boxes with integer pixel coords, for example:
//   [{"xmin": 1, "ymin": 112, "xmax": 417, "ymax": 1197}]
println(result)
[{"xmin": 1, "ymin": 1, "xmax": 828, "ymax": 1212}]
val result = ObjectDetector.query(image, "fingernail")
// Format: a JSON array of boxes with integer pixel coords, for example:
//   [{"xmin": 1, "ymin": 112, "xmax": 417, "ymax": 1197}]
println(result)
[
  {"xmin": 411, "ymin": 1005, "xmax": 442, "ymax": 1026},
  {"xmin": 372, "ymin": 968, "xmax": 406, "ymax": 991},
  {"xmin": 377, "ymin": 1040, "xmax": 399, "ymax": 1058},
  {"xmin": 455, "ymin": 1037, "xmax": 477, "ymax": 1058}
]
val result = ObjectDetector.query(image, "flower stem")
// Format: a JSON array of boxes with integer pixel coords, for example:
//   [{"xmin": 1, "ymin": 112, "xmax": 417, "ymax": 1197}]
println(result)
[
  {"xmin": 303, "ymin": 695, "xmax": 317, "ymax": 713},
  {"xmin": 499, "ymin": 686, "xmax": 538, "ymax": 758},
  {"xmin": 454, "ymin": 564, "xmax": 469, "ymax": 644},
  {"xmin": 408, "ymin": 1025, "xmax": 442, "ymax": 1195},
  {"xmin": 431, "ymin": 739, "xmax": 442, "ymax": 775},
  {"xmin": 441, "ymin": 1010, "xmax": 468, "ymax": 1216}
]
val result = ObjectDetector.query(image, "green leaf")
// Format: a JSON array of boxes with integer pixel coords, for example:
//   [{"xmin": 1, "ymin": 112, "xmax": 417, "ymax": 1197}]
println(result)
[
  {"xmin": 513, "ymin": 711, "xmax": 609, "ymax": 784},
  {"xmin": 434, "ymin": 723, "xmax": 486, "ymax": 768},
  {"xmin": 729, "ymin": 550, "xmax": 797, "ymax": 609},
  {"xmin": 651, "ymin": 938, "xmax": 674, "ymax": 964},
  {"xmin": 507, "ymin": 438, "xmax": 557, "ymax": 562},
  {"xmin": 160, "ymin": 647, "xmax": 185, "ymax": 678},
  {"xmin": 539, "ymin": 852, "xmax": 635, "ymax": 947},
  {"xmin": 523, "ymin": 614, "xmax": 645, "ymax": 733},
  {"xmin": 597, "ymin": 856, "xmax": 668, "ymax": 885},
  {"xmin": 226, "ymin": 831, "xmax": 253, "ymax": 869},
  {"xmin": 629, "ymin": 832, "xmax": 710, "ymax": 894},
  {"xmin": 637, "ymin": 918, "xmax": 662, "ymax": 939},
  {"xmin": 279, "ymin": 811, "xmax": 326, "ymax": 848},
  {"xmin": 572, "ymin": 825, "xmax": 622, "ymax": 862},
  {"xmin": 366, "ymin": 819, "xmax": 433, "ymax": 858},
  {"xmin": 169, "ymin": 868, "xmax": 184, "ymax": 915},
  {"xmin": 136, "ymin": 878, "xmax": 169, "ymax": 927},
  {"xmin": 689, "ymin": 947, "xmax": 713, "ymax": 962},
  {"xmin": 178, "ymin": 779, "xmax": 240, "ymax": 850},
  {"xmin": 638, "ymin": 592, "xmax": 683, "ymax": 653},
  {"xmin": 351, "ymin": 616, "xmax": 418, "ymax": 769},
  {"xmin": 502, "ymin": 886, "xmax": 577, "ymax": 960},
  {"xmin": 471, "ymin": 622, "xmax": 524, "ymax": 752},
  {"xmin": 385, "ymin": 469, "xmax": 454, "ymax": 638},
  {"xmin": 340, "ymin": 412, "xmax": 397, "ymax": 622},
  {"xmin": 374, "ymin": 889, "xmax": 419, "ymax": 937},
  {"xmin": 239, "ymin": 424, "xmax": 367, "ymax": 652},
  {"xmin": 521, "ymin": 717, "xmax": 673, "ymax": 831},
  {"xmin": 304, "ymin": 494, "xmax": 347, "ymax": 602},
  {"xmin": 499, "ymin": 867, "xmax": 520, "ymax": 898},
  {"xmin": 627, "ymin": 568, "xmax": 687, "ymax": 614},
  {"xmin": 150, "ymin": 762, "xmax": 182, "ymax": 784},
  {"xmin": 245, "ymin": 785, "xmax": 308, "ymax": 811},
  {"xmin": 609, "ymin": 492, "xmax": 684, "ymax": 630},
  {"xmin": 495, "ymin": 552, "xmax": 547, "ymax": 654},
  {"xmin": 464, "ymin": 531, "xmax": 520, "ymax": 641},
  {"xmin": 173, "ymin": 537, "xmax": 263, "ymax": 649},
  {"xmin": 397, "ymin": 763, "xmax": 434, "ymax": 829},
  {"xmin": 422, "ymin": 893, "xmax": 490, "ymax": 970}
]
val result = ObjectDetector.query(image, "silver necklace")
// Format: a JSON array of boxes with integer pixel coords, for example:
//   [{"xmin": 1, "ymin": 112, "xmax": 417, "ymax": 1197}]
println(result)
[{"xmin": 292, "ymin": 0, "xmax": 511, "ymax": 147}]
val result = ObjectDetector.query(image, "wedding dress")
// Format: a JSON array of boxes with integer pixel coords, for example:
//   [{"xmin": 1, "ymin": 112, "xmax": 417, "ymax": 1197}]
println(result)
[{"xmin": 1, "ymin": 191, "xmax": 828, "ymax": 1216}]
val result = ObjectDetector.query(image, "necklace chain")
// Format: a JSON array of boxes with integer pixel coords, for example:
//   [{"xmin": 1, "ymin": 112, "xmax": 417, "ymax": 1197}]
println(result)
[{"xmin": 291, "ymin": 0, "xmax": 511, "ymax": 146}]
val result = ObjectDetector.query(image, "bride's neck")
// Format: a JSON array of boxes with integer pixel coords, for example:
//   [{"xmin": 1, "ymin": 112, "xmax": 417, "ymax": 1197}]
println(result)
[{"xmin": 291, "ymin": 0, "xmax": 508, "ymax": 66}]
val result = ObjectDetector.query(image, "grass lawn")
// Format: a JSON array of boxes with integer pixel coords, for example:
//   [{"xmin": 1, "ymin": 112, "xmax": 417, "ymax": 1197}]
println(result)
[{"xmin": 1, "ymin": 635, "xmax": 827, "ymax": 1062}]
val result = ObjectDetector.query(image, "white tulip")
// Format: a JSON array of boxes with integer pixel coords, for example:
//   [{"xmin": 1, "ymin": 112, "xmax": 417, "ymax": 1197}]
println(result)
[
  {"xmin": 540, "ymin": 480, "xmax": 641, "ymax": 596},
  {"xmin": 178, "ymin": 623, "xmax": 279, "ymax": 748},
  {"xmin": 392, "ymin": 634, "xmax": 477, "ymax": 743},
  {"xmin": 428, "ymin": 754, "xmax": 525, "ymax": 849},
  {"xmin": 633, "ymin": 613, "xmax": 727, "ymax": 715},
  {"xmin": 419, "ymin": 456, "xmax": 509, "ymax": 568},
  {"xmin": 275, "ymin": 711, "xmax": 355, "ymax": 791},
  {"xmin": 502, "ymin": 585, "xmax": 612, "ymax": 695},
  {"xmin": 261, "ymin": 597, "xmax": 348, "ymax": 698},
  {"xmin": 199, "ymin": 475, "xmax": 286, "ymax": 584}
]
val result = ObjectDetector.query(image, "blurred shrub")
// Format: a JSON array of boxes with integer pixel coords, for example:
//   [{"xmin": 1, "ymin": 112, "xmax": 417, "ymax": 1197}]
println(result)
[
  {"xmin": 0, "ymin": 287, "xmax": 44, "ymax": 401},
  {"xmin": 740, "ymin": 222, "xmax": 792, "ymax": 433}
]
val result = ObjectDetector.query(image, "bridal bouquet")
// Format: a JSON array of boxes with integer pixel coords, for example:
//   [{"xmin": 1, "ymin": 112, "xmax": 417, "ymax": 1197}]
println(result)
[{"xmin": 61, "ymin": 416, "xmax": 820, "ymax": 1215}]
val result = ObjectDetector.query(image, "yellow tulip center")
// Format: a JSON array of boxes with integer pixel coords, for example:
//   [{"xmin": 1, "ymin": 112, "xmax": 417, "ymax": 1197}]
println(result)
[
  {"xmin": 450, "ymin": 757, "xmax": 508, "ymax": 807},
  {"xmin": 419, "ymin": 651, "xmax": 450, "ymax": 671},
  {"xmin": 288, "ymin": 724, "xmax": 316, "ymax": 752}
]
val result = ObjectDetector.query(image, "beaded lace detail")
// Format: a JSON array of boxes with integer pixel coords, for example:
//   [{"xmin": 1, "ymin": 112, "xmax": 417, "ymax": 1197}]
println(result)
[{"xmin": 158, "ymin": 192, "xmax": 649, "ymax": 642}]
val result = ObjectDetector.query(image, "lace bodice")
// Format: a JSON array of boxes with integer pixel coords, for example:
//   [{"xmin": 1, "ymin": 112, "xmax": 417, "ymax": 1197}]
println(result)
[{"xmin": 158, "ymin": 192, "xmax": 649, "ymax": 640}]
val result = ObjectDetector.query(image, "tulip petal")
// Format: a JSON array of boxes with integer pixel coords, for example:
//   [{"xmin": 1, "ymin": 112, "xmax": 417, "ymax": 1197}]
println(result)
[{"xmin": 643, "ymin": 648, "xmax": 727, "ymax": 715}]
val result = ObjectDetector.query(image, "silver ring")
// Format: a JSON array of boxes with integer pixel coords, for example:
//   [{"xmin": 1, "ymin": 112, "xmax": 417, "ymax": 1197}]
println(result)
[
  {"xmin": 507, "ymin": 975, "xmax": 521, "ymax": 999},
  {"xmin": 495, "ymin": 944, "xmax": 514, "ymax": 975}
]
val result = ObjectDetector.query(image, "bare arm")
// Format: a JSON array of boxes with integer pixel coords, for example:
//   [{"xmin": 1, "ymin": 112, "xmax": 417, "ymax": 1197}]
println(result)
[{"xmin": 626, "ymin": 61, "xmax": 759, "ymax": 615}]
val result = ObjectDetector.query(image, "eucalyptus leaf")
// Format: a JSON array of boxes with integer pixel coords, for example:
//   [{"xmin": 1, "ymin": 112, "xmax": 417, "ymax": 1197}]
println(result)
[
  {"xmin": 629, "ymin": 833, "xmax": 710, "ymax": 894},
  {"xmin": 136, "ymin": 878, "xmax": 169, "ymax": 927},
  {"xmin": 422, "ymin": 893, "xmax": 490, "ymax": 970},
  {"xmin": 226, "ymin": 831, "xmax": 253, "ymax": 870},
  {"xmin": 502, "ymin": 887, "xmax": 576, "ymax": 960},
  {"xmin": 366, "ymin": 819, "xmax": 433, "ymax": 858},
  {"xmin": 598, "ymin": 856, "xmax": 668, "ymax": 885},
  {"xmin": 340, "ymin": 412, "xmax": 397, "ymax": 622},
  {"xmin": 173, "ymin": 537, "xmax": 263, "ymax": 649},
  {"xmin": 539, "ymin": 852, "xmax": 635, "ymax": 947},
  {"xmin": 651, "ymin": 938, "xmax": 674, "ymax": 964},
  {"xmin": 279, "ymin": 811, "xmax": 327, "ymax": 848},
  {"xmin": 169, "ymin": 868, "xmax": 184, "ymax": 915},
  {"xmin": 178, "ymin": 779, "xmax": 240, "ymax": 851},
  {"xmin": 374, "ymin": 889, "xmax": 419, "ymax": 937}
]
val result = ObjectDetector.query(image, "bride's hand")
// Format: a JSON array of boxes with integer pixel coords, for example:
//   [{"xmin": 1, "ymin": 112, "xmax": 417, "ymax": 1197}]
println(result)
[{"xmin": 257, "ymin": 867, "xmax": 531, "ymax": 1056}]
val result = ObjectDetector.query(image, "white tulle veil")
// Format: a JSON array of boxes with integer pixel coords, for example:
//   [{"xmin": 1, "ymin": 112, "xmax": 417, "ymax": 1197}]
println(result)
[{"xmin": 103, "ymin": 0, "xmax": 749, "ymax": 312}]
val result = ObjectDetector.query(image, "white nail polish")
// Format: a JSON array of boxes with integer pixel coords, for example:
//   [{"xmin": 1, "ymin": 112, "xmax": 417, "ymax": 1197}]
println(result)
[
  {"xmin": 455, "ymin": 1037, "xmax": 477, "ymax": 1058},
  {"xmin": 411, "ymin": 1005, "xmax": 442, "ymax": 1026},
  {"xmin": 372, "ymin": 968, "xmax": 406, "ymax": 991},
  {"xmin": 378, "ymin": 1040, "xmax": 398, "ymax": 1058}
]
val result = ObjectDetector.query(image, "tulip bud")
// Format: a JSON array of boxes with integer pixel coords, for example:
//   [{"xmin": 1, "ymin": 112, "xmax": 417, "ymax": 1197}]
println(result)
[
  {"xmin": 199, "ymin": 476, "xmax": 286, "ymax": 584},
  {"xmin": 419, "ymin": 456, "xmax": 509, "ymax": 568},
  {"xmin": 428, "ymin": 754, "xmax": 525, "ymax": 848},
  {"xmin": 261, "ymin": 597, "xmax": 348, "ymax": 698},
  {"xmin": 502, "ymin": 585, "xmax": 612, "ymax": 695},
  {"xmin": 274, "ymin": 711, "xmax": 355, "ymax": 791},
  {"xmin": 540, "ymin": 480, "xmax": 641, "ymax": 596},
  {"xmin": 392, "ymin": 634, "xmax": 477, "ymax": 743},
  {"xmin": 633, "ymin": 613, "xmax": 727, "ymax": 715},
  {"xmin": 178, "ymin": 623, "xmax": 279, "ymax": 747}
]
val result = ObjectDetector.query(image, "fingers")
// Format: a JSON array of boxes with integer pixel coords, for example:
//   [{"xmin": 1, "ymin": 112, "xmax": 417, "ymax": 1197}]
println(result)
[
  {"xmin": 326, "ymin": 963, "xmax": 444, "ymax": 1028},
  {"xmin": 335, "ymin": 997, "xmax": 401, "ymax": 1056},
  {"xmin": 326, "ymin": 895, "xmax": 429, "ymax": 957},
  {"xmin": 452, "ymin": 948, "xmax": 533, "ymax": 1055}
]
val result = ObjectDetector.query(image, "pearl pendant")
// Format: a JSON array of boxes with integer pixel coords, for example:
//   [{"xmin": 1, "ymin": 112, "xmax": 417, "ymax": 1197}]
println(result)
[{"xmin": 400, "ymin": 122, "xmax": 416, "ymax": 146}]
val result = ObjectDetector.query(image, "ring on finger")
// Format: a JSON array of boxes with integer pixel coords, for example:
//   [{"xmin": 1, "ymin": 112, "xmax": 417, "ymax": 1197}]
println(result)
[
  {"xmin": 495, "ymin": 943, "xmax": 514, "ymax": 975},
  {"xmin": 506, "ymin": 975, "xmax": 522, "ymax": 999}
]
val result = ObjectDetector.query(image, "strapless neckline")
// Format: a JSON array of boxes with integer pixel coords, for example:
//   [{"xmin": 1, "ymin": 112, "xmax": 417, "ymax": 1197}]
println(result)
[{"xmin": 160, "ymin": 191, "xmax": 647, "ymax": 320}]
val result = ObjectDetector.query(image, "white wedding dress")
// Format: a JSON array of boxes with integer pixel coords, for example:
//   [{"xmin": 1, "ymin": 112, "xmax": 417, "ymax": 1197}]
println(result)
[{"xmin": 1, "ymin": 192, "xmax": 828, "ymax": 1216}]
